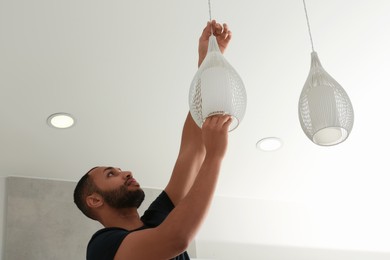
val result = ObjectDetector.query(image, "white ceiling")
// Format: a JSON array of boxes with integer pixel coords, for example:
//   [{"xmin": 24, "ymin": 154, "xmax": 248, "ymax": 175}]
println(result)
[{"xmin": 1, "ymin": 0, "xmax": 390, "ymax": 257}]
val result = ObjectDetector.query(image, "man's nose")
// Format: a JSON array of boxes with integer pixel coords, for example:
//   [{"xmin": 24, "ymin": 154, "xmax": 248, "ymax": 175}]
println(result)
[{"xmin": 122, "ymin": 171, "xmax": 133, "ymax": 179}]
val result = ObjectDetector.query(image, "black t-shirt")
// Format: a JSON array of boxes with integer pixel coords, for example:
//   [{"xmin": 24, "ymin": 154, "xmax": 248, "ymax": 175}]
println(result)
[{"xmin": 86, "ymin": 191, "xmax": 190, "ymax": 260}]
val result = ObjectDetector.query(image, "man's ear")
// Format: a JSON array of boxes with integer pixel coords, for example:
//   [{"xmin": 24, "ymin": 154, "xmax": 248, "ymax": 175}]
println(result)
[{"xmin": 86, "ymin": 193, "xmax": 104, "ymax": 209}]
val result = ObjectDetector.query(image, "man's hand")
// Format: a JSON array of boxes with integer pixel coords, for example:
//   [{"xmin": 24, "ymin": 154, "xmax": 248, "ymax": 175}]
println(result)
[
  {"xmin": 198, "ymin": 20, "xmax": 232, "ymax": 67},
  {"xmin": 201, "ymin": 115, "xmax": 232, "ymax": 160}
]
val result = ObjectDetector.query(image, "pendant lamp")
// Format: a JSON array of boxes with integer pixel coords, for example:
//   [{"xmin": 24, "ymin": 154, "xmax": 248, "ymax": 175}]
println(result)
[
  {"xmin": 298, "ymin": 0, "xmax": 354, "ymax": 146},
  {"xmin": 189, "ymin": 0, "xmax": 246, "ymax": 131}
]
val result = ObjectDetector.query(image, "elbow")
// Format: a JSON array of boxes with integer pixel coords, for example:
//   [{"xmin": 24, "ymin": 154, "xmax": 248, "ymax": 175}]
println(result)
[
  {"xmin": 159, "ymin": 213, "xmax": 199, "ymax": 254},
  {"xmin": 172, "ymin": 235, "xmax": 191, "ymax": 254},
  {"xmin": 165, "ymin": 228, "xmax": 193, "ymax": 254}
]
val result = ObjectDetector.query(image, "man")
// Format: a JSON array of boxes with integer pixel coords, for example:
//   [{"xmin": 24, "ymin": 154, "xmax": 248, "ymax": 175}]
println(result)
[{"xmin": 74, "ymin": 20, "xmax": 232, "ymax": 260}]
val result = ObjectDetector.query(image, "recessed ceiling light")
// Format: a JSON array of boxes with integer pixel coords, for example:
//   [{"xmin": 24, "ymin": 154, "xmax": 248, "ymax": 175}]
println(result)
[
  {"xmin": 47, "ymin": 113, "xmax": 75, "ymax": 129},
  {"xmin": 256, "ymin": 137, "xmax": 283, "ymax": 152}
]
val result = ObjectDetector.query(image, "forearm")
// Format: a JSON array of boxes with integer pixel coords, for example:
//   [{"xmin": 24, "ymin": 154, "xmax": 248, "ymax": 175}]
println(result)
[
  {"xmin": 179, "ymin": 112, "xmax": 205, "ymax": 154},
  {"xmin": 165, "ymin": 112, "xmax": 206, "ymax": 205},
  {"xmin": 160, "ymin": 155, "xmax": 223, "ymax": 244}
]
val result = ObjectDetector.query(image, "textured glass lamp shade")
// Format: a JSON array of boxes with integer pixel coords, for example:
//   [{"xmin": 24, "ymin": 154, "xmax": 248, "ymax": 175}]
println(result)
[
  {"xmin": 189, "ymin": 35, "xmax": 246, "ymax": 131},
  {"xmin": 299, "ymin": 52, "xmax": 354, "ymax": 146}
]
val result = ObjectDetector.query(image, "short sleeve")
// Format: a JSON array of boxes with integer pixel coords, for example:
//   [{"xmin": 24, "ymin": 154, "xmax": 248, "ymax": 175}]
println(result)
[
  {"xmin": 141, "ymin": 191, "xmax": 175, "ymax": 227},
  {"xmin": 87, "ymin": 228, "xmax": 129, "ymax": 260}
]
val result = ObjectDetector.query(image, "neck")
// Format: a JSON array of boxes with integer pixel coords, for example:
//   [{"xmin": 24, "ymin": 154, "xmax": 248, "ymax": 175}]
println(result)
[{"xmin": 99, "ymin": 207, "xmax": 144, "ymax": 231}]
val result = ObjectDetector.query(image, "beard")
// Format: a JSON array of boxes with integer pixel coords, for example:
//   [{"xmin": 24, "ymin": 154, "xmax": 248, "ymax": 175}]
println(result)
[{"xmin": 98, "ymin": 185, "xmax": 145, "ymax": 209}]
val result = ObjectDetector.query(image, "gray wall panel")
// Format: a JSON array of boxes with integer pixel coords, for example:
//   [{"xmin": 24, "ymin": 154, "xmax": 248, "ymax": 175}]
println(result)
[{"xmin": 4, "ymin": 177, "xmax": 196, "ymax": 259}]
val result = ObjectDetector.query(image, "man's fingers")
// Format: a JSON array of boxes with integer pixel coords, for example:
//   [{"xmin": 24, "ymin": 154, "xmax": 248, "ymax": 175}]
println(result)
[
  {"xmin": 201, "ymin": 21, "xmax": 212, "ymax": 38},
  {"xmin": 221, "ymin": 24, "xmax": 231, "ymax": 40},
  {"xmin": 223, "ymin": 116, "xmax": 233, "ymax": 126},
  {"xmin": 204, "ymin": 114, "xmax": 232, "ymax": 127}
]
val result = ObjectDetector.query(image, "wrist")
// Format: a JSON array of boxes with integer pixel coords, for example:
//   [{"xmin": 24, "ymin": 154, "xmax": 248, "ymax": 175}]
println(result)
[{"xmin": 204, "ymin": 151, "xmax": 225, "ymax": 163}]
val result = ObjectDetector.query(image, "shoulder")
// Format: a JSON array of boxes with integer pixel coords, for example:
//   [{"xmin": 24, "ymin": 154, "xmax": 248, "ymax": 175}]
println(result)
[
  {"xmin": 87, "ymin": 228, "xmax": 129, "ymax": 260},
  {"xmin": 141, "ymin": 191, "xmax": 175, "ymax": 227}
]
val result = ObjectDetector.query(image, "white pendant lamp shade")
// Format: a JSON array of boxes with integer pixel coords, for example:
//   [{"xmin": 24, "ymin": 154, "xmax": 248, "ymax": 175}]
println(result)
[
  {"xmin": 298, "ymin": 52, "xmax": 354, "ymax": 146},
  {"xmin": 189, "ymin": 35, "xmax": 246, "ymax": 131}
]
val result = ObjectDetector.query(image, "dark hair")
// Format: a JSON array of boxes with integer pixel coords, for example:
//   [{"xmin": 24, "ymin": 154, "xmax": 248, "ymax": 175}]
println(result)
[{"xmin": 73, "ymin": 167, "xmax": 99, "ymax": 220}]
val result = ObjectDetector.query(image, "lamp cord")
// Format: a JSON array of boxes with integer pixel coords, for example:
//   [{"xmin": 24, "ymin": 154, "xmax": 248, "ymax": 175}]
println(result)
[
  {"xmin": 208, "ymin": 0, "xmax": 214, "ymax": 34},
  {"xmin": 303, "ymin": 0, "xmax": 315, "ymax": 52},
  {"xmin": 208, "ymin": 0, "xmax": 212, "ymax": 21}
]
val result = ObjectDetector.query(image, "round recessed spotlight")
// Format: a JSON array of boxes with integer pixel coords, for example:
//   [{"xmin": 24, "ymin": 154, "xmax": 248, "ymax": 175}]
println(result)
[
  {"xmin": 47, "ymin": 113, "xmax": 75, "ymax": 129},
  {"xmin": 256, "ymin": 137, "xmax": 283, "ymax": 152}
]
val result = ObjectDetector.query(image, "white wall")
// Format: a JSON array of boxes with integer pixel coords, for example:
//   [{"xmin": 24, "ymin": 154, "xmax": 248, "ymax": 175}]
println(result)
[
  {"xmin": 195, "ymin": 240, "xmax": 390, "ymax": 260},
  {"xmin": 0, "ymin": 177, "xmax": 6, "ymax": 260},
  {"xmin": 195, "ymin": 195, "xmax": 390, "ymax": 259}
]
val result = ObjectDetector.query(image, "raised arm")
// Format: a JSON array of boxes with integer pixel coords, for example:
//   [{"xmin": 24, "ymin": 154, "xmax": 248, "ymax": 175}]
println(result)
[
  {"xmin": 113, "ymin": 20, "xmax": 233, "ymax": 260},
  {"xmin": 114, "ymin": 115, "xmax": 232, "ymax": 260},
  {"xmin": 164, "ymin": 20, "xmax": 233, "ymax": 206}
]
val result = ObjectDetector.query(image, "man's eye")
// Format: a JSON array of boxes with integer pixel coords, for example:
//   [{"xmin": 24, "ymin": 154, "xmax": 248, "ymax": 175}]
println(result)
[{"xmin": 107, "ymin": 172, "xmax": 114, "ymax": 177}]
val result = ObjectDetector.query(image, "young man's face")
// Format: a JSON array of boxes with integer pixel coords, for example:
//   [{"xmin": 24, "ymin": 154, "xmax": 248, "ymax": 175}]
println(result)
[{"xmin": 89, "ymin": 166, "xmax": 145, "ymax": 209}]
